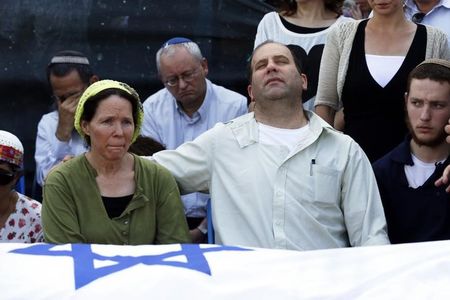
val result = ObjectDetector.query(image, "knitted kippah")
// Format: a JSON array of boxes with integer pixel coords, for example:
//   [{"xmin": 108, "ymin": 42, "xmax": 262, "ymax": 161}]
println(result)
[
  {"xmin": 74, "ymin": 79, "xmax": 143, "ymax": 143},
  {"xmin": 417, "ymin": 58, "xmax": 450, "ymax": 69},
  {"xmin": 161, "ymin": 37, "xmax": 193, "ymax": 49},
  {"xmin": 50, "ymin": 56, "xmax": 90, "ymax": 65},
  {"xmin": 0, "ymin": 130, "xmax": 24, "ymax": 167}
]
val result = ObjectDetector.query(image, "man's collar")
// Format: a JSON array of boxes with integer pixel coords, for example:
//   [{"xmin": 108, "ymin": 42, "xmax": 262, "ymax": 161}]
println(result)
[
  {"xmin": 228, "ymin": 110, "xmax": 331, "ymax": 149},
  {"xmin": 389, "ymin": 136, "xmax": 415, "ymax": 166},
  {"xmin": 196, "ymin": 79, "xmax": 211, "ymax": 118},
  {"xmin": 390, "ymin": 135, "xmax": 450, "ymax": 166},
  {"xmin": 409, "ymin": 0, "xmax": 450, "ymax": 11}
]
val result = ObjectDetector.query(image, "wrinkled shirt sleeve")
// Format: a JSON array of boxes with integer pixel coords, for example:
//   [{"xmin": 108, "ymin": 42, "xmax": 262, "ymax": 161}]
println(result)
[{"xmin": 341, "ymin": 141, "xmax": 390, "ymax": 246}]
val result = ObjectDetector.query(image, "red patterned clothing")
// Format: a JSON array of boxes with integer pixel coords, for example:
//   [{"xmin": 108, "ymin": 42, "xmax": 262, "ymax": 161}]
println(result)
[{"xmin": 0, "ymin": 193, "xmax": 43, "ymax": 243}]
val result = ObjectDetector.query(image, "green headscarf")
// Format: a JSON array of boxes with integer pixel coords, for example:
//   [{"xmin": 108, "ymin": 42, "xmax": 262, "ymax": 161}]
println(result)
[{"xmin": 74, "ymin": 79, "xmax": 144, "ymax": 143}]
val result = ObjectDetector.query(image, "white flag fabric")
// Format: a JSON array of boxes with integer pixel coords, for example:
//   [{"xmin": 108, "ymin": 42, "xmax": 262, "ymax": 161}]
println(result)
[{"xmin": 1, "ymin": 241, "xmax": 450, "ymax": 299}]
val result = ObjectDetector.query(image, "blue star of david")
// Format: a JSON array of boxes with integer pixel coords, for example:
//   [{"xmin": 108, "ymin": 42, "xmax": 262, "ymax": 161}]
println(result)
[{"xmin": 10, "ymin": 244, "xmax": 252, "ymax": 289}]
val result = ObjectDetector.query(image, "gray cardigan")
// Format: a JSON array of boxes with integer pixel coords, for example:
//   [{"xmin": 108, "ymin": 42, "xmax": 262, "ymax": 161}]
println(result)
[{"xmin": 314, "ymin": 20, "xmax": 450, "ymax": 111}]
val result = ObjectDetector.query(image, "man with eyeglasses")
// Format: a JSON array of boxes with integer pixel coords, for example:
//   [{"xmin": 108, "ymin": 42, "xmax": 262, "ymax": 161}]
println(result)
[
  {"xmin": 35, "ymin": 50, "xmax": 98, "ymax": 188},
  {"xmin": 141, "ymin": 37, "xmax": 248, "ymax": 242},
  {"xmin": 404, "ymin": 0, "xmax": 450, "ymax": 44}
]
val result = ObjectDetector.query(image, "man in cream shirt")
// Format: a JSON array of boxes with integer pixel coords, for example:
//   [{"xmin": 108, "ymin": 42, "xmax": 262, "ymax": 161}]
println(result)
[{"xmin": 152, "ymin": 41, "xmax": 390, "ymax": 250}]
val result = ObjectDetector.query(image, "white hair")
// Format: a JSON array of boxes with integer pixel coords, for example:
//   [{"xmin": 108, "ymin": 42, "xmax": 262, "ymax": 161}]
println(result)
[{"xmin": 156, "ymin": 42, "xmax": 204, "ymax": 74}]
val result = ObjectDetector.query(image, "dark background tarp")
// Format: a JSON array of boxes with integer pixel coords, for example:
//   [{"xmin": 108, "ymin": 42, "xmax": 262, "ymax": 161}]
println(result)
[{"xmin": 0, "ymin": 0, "xmax": 274, "ymax": 196}]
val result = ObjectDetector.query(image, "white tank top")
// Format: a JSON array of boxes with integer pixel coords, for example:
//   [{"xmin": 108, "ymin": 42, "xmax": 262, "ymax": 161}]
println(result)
[{"xmin": 366, "ymin": 54, "xmax": 405, "ymax": 88}]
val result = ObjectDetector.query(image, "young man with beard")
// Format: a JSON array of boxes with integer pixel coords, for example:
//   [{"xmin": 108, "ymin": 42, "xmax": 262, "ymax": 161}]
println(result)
[{"xmin": 373, "ymin": 58, "xmax": 450, "ymax": 244}]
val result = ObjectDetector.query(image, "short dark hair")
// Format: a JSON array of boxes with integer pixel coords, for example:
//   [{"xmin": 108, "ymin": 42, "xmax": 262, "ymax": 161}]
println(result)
[
  {"xmin": 406, "ymin": 60, "xmax": 450, "ymax": 94},
  {"xmin": 247, "ymin": 41, "xmax": 303, "ymax": 83},
  {"xmin": 47, "ymin": 50, "xmax": 94, "ymax": 85},
  {"xmin": 275, "ymin": 0, "xmax": 344, "ymax": 16},
  {"xmin": 80, "ymin": 88, "xmax": 140, "ymax": 146},
  {"xmin": 128, "ymin": 135, "xmax": 166, "ymax": 156}
]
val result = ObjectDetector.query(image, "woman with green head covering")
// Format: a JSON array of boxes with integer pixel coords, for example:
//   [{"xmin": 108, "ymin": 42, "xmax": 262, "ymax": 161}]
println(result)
[{"xmin": 42, "ymin": 80, "xmax": 190, "ymax": 245}]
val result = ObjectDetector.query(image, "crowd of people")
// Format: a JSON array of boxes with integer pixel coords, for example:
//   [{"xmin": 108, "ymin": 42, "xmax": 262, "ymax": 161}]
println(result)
[{"xmin": 1, "ymin": 0, "xmax": 450, "ymax": 253}]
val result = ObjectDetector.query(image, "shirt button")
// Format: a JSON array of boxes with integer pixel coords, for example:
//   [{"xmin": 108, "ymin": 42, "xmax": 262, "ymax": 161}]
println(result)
[
  {"xmin": 124, "ymin": 220, "xmax": 129, "ymax": 225},
  {"xmin": 275, "ymin": 221, "xmax": 282, "ymax": 226},
  {"xmin": 122, "ymin": 231, "xmax": 128, "ymax": 236},
  {"xmin": 276, "ymin": 191, "xmax": 283, "ymax": 197}
]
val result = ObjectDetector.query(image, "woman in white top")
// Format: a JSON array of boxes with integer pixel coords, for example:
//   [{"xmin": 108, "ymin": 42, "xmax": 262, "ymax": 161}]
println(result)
[
  {"xmin": 315, "ymin": 0, "xmax": 449, "ymax": 162},
  {"xmin": 254, "ymin": 0, "xmax": 351, "ymax": 111}
]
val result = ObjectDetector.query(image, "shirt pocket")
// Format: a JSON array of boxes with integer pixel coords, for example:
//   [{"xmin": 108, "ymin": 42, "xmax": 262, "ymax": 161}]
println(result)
[{"xmin": 311, "ymin": 164, "xmax": 341, "ymax": 207}]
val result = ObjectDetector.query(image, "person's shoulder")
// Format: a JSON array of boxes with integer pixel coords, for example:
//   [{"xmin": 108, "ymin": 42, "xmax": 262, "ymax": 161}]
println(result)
[
  {"xmin": 39, "ymin": 110, "xmax": 59, "ymax": 122},
  {"xmin": 423, "ymin": 25, "xmax": 449, "ymax": 57},
  {"xmin": 61, "ymin": 154, "xmax": 85, "ymax": 168},
  {"xmin": 17, "ymin": 193, "xmax": 42, "ymax": 208},
  {"xmin": 441, "ymin": 0, "xmax": 450, "ymax": 8},
  {"xmin": 311, "ymin": 114, "xmax": 363, "ymax": 153},
  {"xmin": 209, "ymin": 80, "xmax": 247, "ymax": 103},
  {"xmin": 134, "ymin": 154, "xmax": 156, "ymax": 168},
  {"xmin": 321, "ymin": 126, "xmax": 355, "ymax": 145},
  {"xmin": 142, "ymin": 88, "xmax": 173, "ymax": 107},
  {"xmin": 309, "ymin": 112, "xmax": 349, "ymax": 138},
  {"xmin": 46, "ymin": 155, "xmax": 86, "ymax": 181},
  {"xmin": 334, "ymin": 15, "xmax": 354, "ymax": 25},
  {"xmin": 372, "ymin": 151, "xmax": 397, "ymax": 179},
  {"xmin": 135, "ymin": 154, "xmax": 166, "ymax": 172},
  {"xmin": 16, "ymin": 193, "xmax": 42, "ymax": 217},
  {"xmin": 324, "ymin": 18, "xmax": 361, "ymax": 45},
  {"xmin": 372, "ymin": 152, "xmax": 390, "ymax": 168},
  {"xmin": 134, "ymin": 154, "xmax": 175, "ymax": 181},
  {"xmin": 260, "ymin": 11, "xmax": 279, "ymax": 23},
  {"xmin": 335, "ymin": 18, "xmax": 361, "ymax": 31},
  {"xmin": 223, "ymin": 112, "xmax": 254, "ymax": 128},
  {"xmin": 373, "ymin": 142, "xmax": 407, "ymax": 170},
  {"xmin": 424, "ymin": 23, "xmax": 448, "ymax": 39}
]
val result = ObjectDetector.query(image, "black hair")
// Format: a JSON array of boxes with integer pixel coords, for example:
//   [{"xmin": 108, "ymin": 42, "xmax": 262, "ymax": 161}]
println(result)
[
  {"xmin": 406, "ymin": 62, "xmax": 450, "ymax": 94},
  {"xmin": 128, "ymin": 135, "xmax": 166, "ymax": 156},
  {"xmin": 274, "ymin": 0, "xmax": 344, "ymax": 16},
  {"xmin": 47, "ymin": 50, "xmax": 94, "ymax": 85},
  {"xmin": 247, "ymin": 41, "xmax": 303, "ymax": 83}
]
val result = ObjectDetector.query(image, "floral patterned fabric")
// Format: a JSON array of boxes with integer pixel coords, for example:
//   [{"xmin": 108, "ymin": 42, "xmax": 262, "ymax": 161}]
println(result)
[{"xmin": 0, "ymin": 193, "xmax": 43, "ymax": 243}]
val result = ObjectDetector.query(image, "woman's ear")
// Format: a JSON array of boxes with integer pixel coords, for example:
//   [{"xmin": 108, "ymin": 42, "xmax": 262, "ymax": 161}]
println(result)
[{"xmin": 81, "ymin": 120, "xmax": 90, "ymax": 137}]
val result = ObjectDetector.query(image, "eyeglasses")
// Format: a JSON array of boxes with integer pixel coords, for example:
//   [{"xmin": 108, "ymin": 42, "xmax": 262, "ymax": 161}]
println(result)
[
  {"xmin": 164, "ymin": 68, "xmax": 201, "ymax": 87},
  {"xmin": 0, "ymin": 171, "xmax": 15, "ymax": 185},
  {"xmin": 411, "ymin": 12, "xmax": 425, "ymax": 23}
]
